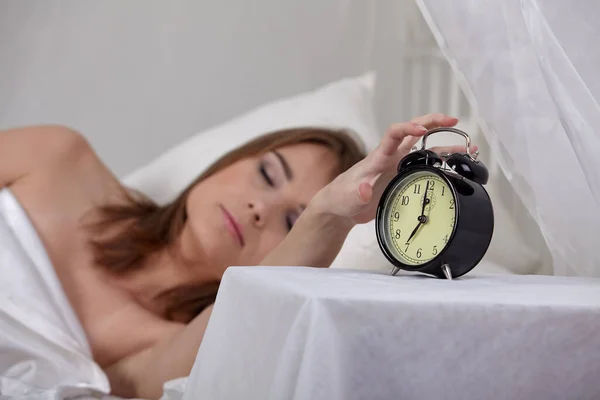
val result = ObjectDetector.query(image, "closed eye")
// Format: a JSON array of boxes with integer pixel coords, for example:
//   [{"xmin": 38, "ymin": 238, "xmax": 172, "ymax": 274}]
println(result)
[{"xmin": 260, "ymin": 163, "xmax": 274, "ymax": 186}]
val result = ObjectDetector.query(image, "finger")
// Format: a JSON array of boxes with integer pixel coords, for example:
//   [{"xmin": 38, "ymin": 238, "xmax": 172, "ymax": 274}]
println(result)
[
  {"xmin": 398, "ymin": 133, "xmax": 421, "ymax": 153},
  {"xmin": 380, "ymin": 122, "xmax": 428, "ymax": 156},
  {"xmin": 411, "ymin": 113, "xmax": 459, "ymax": 129}
]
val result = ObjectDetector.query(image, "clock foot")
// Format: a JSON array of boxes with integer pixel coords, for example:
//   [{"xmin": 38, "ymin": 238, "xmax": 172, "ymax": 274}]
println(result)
[
  {"xmin": 390, "ymin": 267, "xmax": 401, "ymax": 276},
  {"xmin": 441, "ymin": 264, "xmax": 453, "ymax": 280}
]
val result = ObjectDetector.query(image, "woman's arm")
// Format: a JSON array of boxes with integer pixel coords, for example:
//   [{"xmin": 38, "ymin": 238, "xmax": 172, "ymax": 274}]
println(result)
[
  {"xmin": 0, "ymin": 124, "xmax": 89, "ymax": 188},
  {"xmin": 260, "ymin": 204, "xmax": 354, "ymax": 267}
]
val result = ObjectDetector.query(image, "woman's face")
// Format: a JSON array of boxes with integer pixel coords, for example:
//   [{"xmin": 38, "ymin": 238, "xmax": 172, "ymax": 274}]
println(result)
[{"xmin": 181, "ymin": 142, "xmax": 339, "ymax": 272}]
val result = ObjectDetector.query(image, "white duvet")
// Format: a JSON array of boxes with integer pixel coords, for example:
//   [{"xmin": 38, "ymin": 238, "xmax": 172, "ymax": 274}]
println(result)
[{"xmin": 0, "ymin": 188, "xmax": 110, "ymax": 399}]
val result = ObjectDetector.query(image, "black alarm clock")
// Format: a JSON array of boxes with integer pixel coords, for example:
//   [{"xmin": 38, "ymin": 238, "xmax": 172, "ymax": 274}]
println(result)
[{"xmin": 375, "ymin": 127, "xmax": 494, "ymax": 280}]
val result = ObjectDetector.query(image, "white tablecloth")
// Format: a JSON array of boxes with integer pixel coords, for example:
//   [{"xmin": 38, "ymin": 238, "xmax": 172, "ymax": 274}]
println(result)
[{"xmin": 183, "ymin": 267, "xmax": 600, "ymax": 400}]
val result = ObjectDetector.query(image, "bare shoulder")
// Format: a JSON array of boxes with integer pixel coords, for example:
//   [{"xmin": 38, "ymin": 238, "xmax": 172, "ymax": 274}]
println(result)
[
  {"xmin": 3, "ymin": 124, "xmax": 90, "ymax": 165},
  {"xmin": 5, "ymin": 125, "xmax": 128, "ymax": 284},
  {"xmin": 0, "ymin": 123, "xmax": 87, "ymax": 147},
  {"xmin": 1, "ymin": 125, "xmax": 87, "ymax": 187},
  {"xmin": 22, "ymin": 124, "xmax": 108, "ymax": 179},
  {"xmin": 6, "ymin": 124, "xmax": 126, "ymax": 203}
]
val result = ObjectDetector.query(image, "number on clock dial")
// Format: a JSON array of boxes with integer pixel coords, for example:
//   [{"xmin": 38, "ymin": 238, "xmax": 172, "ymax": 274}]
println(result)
[{"xmin": 388, "ymin": 173, "xmax": 456, "ymax": 266}]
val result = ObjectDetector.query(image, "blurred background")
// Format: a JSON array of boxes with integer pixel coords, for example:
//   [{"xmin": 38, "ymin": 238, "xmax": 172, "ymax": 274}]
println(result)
[
  {"xmin": 0, "ymin": 0, "xmax": 552, "ymax": 276},
  {"xmin": 0, "ymin": 0, "xmax": 473, "ymax": 176}
]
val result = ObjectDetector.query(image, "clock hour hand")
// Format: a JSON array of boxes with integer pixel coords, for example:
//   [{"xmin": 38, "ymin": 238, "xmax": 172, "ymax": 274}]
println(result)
[
  {"xmin": 406, "ymin": 221, "xmax": 421, "ymax": 243},
  {"xmin": 406, "ymin": 214, "xmax": 428, "ymax": 243}
]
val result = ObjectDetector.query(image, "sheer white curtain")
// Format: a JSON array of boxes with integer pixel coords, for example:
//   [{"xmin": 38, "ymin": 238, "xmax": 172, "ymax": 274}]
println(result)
[{"xmin": 416, "ymin": 0, "xmax": 600, "ymax": 277}]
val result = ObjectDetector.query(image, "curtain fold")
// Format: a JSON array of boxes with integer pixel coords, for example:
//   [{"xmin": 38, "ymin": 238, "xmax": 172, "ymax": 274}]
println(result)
[{"xmin": 416, "ymin": 0, "xmax": 600, "ymax": 277}]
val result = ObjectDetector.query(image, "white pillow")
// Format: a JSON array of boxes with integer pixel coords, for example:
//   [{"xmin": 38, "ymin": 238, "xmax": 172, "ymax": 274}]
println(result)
[
  {"xmin": 124, "ymin": 72, "xmax": 380, "ymax": 203},
  {"xmin": 124, "ymin": 72, "xmax": 385, "ymax": 270}
]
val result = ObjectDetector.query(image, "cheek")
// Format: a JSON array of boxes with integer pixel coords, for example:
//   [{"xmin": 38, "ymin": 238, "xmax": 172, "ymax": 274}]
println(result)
[
  {"xmin": 183, "ymin": 185, "xmax": 232, "ymax": 256},
  {"xmin": 185, "ymin": 184, "xmax": 208, "ymax": 221},
  {"xmin": 186, "ymin": 178, "xmax": 239, "ymax": 216}
]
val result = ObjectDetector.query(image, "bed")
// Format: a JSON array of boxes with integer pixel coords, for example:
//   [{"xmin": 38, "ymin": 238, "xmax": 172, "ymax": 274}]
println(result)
[{"xmin": 1, "ymin": 0, "xmax": 599, "ymax": 399}]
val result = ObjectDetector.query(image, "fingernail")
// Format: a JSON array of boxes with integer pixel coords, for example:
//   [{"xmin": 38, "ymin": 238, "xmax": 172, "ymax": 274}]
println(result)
[{"xmin": 414, "ymin": 124, "xmax": 428, "ymax": 132}]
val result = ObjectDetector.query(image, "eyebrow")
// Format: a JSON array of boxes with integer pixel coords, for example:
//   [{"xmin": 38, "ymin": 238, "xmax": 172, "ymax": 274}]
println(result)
[{"xmin": 273, "ymin": 150, "xmax": 293, "ymax": 181}]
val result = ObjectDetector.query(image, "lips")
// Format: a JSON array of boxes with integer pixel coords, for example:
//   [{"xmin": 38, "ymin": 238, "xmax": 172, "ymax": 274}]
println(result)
[{"xmin": 220, "ymin": 205, "xmax": 245, "ymax": 247}]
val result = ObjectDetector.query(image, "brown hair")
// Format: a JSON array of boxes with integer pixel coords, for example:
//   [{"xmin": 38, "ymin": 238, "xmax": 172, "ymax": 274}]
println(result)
[{"xmin": 89, "ymin": 127, "xmax": 365, "ymax": 322}]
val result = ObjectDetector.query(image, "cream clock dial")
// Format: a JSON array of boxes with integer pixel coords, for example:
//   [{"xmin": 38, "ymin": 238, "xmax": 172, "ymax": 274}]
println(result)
[
  {"xmin": 381, "ymin": 170, "xmax": 457, "ymax": 266},
  {"xmin": 385, "ymin": 171, "xmax": 456, "ymax": 265}
]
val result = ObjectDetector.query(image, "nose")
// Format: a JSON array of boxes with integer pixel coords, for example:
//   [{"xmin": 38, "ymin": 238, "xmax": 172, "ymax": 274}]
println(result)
[{"xmin": 248, "ymin": 200, "xmax": 267, "ymax": 228}]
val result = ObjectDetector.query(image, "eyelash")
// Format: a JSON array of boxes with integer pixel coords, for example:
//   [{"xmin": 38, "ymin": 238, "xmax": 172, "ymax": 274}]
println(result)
[
  {"xmin": 260, "ymin": 161, "xmax": 295, "ymax": 232},
  {"xmin": 260, "ymin": 163, "xmax": 274, "ymax": 186}
]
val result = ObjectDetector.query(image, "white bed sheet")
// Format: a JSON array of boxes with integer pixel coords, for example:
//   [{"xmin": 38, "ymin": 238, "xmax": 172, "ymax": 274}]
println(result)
[{"xmin": 0, "ymin": 188, "xmax": 110, "ymax": 399}]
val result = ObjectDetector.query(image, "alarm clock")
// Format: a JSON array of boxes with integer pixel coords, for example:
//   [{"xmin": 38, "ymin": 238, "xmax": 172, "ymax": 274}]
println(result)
[{"xmin": 375, "ymin": 127, "xmax": 494, "ymax": 280}]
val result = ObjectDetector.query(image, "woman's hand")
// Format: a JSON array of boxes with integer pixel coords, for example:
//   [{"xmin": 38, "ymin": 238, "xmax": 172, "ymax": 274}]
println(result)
[{"xmin": 312, "ymin": 114, "xmax": 477, "ymax": 225}]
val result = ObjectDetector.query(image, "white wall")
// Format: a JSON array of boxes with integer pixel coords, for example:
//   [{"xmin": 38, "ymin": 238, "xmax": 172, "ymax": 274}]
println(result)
[
  {"xmin": 1, "ymin": 0, "xmax": 406, "ymax": 176},
  {"xmin": 0, "ymin": 0, "xmax": 472, "ymax": 175}
]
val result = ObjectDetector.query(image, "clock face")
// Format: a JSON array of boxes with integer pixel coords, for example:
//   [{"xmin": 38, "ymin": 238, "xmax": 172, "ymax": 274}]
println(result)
[{"xmin": 379, "ymin": 169, "xmax": 457, "ymax": 266}]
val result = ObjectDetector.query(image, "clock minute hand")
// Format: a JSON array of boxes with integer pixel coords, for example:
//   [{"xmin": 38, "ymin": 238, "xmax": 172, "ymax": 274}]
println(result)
[
  {"xmin": 406, "ymin": 181, "xmax": 430, "ymax": 244},
  {"xmin": 420, "ymin": 180, "xmax": 430, "ymax": 217}
]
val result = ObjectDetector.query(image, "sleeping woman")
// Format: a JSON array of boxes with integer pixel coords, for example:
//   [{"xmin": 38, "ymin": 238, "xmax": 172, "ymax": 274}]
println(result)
[{"xmin": 0, "ymin": 113, "xmax": 473, "ymax": 399}]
